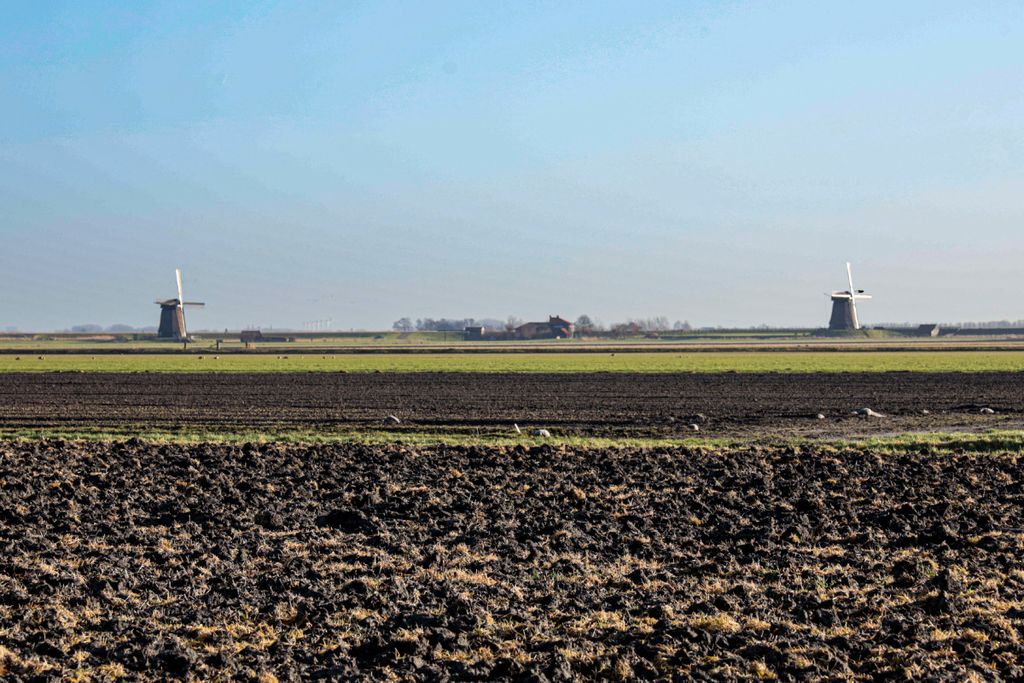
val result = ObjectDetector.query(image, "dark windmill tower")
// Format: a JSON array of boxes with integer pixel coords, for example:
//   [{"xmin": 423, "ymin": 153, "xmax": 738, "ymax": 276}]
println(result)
[
  {"xmin": 155, "ymin": 269, "xmax": 205, "ymax": 340},
  {"xmin": 828, "ymin": 262, "xmax": 871, "ymax": 331}
]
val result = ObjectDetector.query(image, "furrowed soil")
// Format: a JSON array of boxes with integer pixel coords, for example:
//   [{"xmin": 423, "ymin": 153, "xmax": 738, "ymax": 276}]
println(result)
[
  {"xmin": 1, "ymin": 440, "xmax": 1023, "ymax": 680},
  {"xmin": 0, "ymin": 372, "xmax": 1022, "ymax": 438}
]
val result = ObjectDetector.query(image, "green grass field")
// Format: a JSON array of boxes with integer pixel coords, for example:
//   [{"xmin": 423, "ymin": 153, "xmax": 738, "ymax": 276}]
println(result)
[
  {"xmin": 4, "ymin": 333, "xmax": 1024, "ymax": 359},
  {"xmin": 0, "ymin": 330, "xmax": 816, "ymax": 349},
  {"xmin": 2, "ymin": 350, "xmax": 1024, "ymax": 373}
]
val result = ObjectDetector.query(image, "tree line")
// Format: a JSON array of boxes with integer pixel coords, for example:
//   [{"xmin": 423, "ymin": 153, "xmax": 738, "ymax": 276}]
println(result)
[{"xmin": 393, "ymin": 315, "xmax": 692, "ymax": 334}]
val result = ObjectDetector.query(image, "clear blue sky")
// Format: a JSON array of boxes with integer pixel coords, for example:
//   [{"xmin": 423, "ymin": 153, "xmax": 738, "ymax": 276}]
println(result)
[{"xmin": 1, "ymin": 1, "xmax": 1022, "ymax": 330}]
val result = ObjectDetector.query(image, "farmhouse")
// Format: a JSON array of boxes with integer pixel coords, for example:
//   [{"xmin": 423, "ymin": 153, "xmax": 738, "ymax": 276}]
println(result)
[
  {"xmin": 462, "ymin": 316, "xmax": 574, "ymax": 341},
  {"xmin": 516, "ymin": 316, "xmax": 574, "ymax": 340}
]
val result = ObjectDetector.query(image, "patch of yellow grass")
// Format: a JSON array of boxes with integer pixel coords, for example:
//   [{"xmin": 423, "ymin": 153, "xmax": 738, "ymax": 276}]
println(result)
[
  {"xmin": 745, "ymin": 617, "xmax": 772, "ymax": 632},
  {"xmin": 689, "ymin": 613, "xmax": 741, "ymax": 634},
  {"xmin": 424, "ymin": 567, "xmax": 497, "ymax": 586},
  {"xmin": 787, "ymin": 653, "xmax": 814, "ymax": 669},
  {"xmin": 435, "ymin": 646, "xmax": 497, "ymax": 665},
  {"xmin": 963, "ymin": 629, "xmax": 990, "ymax": 643},
  {"xmin": 566, "ymin": 611, "xmax": 657, "ymax": 635},
  {"xmin": 393, "ymin": 628, "xmax": 424, "ymax": 643},
  {"xmin": 96, "ymin": 663, "xmax": 128, "ymax": 681},
  {"xmin": 557, "ymin": 644, "xmax": 605, "ymax": 663},
  {"xmin": 588, "ymin": 612, "xmax": 625, "ymax": 631},
  {"xmin": 219, "ymin": 621, "xmax": 279, "ymax": 651}
]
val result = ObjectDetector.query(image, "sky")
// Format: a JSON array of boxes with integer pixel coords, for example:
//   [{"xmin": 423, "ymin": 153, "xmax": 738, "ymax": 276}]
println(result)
[{"xmin": 1, "ymin": 0, "xmax": 1022, "ymax": 331}]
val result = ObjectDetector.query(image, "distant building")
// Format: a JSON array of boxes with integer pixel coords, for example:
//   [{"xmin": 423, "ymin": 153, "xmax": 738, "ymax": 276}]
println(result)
[
  {"xmin": 515, "ymin": 316, "xmax": 574, "ymax": 340},
  {"xmin": 462, "ymin": 316, "xmax": 574, "ymax": 341},
  {"xmin": 240, "ymin": 330, "xmax": 295, "ymax": 343}
]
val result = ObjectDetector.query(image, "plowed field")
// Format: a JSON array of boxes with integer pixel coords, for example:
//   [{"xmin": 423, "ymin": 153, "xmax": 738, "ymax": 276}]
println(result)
[
  {"xmin": 1, "ymin": 441, "xmax": 1022, "ymax": 680},
  {"xmin": 0, "ymin": 372, "xmax": 1021, "ymax": 438}
]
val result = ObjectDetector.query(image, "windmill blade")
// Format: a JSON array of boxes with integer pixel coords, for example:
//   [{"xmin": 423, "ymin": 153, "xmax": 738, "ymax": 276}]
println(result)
[
  {"xmin": 175, "ymin": 269, "xmax": 184, "ymax": 307},
  {"xmin": 845, "ymin": 262, "xmax": 861, "ymax": 330},
  {"xmin": 181, "ymin": 302, "xmax": 205, "ymax": 307}
]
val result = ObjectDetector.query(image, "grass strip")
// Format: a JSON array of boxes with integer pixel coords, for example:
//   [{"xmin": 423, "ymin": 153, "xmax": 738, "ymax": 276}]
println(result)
[
  {"xmin": 2, "ymin": 426, "xmax": 1024, "ymax": 454},
  {"xmin": 4, "ymin": 351, "xmax": 1024, "ymax": 373}
]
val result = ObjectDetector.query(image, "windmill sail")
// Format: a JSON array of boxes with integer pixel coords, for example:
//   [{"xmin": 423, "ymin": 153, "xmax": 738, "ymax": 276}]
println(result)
[{"xmin": 828, "ymin": 262, "xmax": 871, "ymax": 331}]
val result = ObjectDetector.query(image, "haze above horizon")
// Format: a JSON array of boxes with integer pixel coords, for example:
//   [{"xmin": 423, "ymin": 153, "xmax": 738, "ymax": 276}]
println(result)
[{"xmin": 2, "ymin": 1, "xmax": 1022, "ymax": 331}]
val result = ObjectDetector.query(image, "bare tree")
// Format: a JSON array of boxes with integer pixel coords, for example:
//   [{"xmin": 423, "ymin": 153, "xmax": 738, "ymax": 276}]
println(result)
[
  {"xmin": 650, "ymin": 316, "xmax": 670, "ymax": 332},
  {"xmin": 610, "ymin": 322, "xmax": 641, "ymax": 337},
  {"xmin": 627, "ymin": 317, "xmax": 671, "ymax": 332}
]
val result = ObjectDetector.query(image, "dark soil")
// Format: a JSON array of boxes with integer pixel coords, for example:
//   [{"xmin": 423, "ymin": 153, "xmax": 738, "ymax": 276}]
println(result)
[
  {"xmin": 0, "ymin": 372, "xmax": 1022, "ymax": 438},
  {"xmin": 2, "ymin": 440, "xmax": 1023, "ymax": 680}
]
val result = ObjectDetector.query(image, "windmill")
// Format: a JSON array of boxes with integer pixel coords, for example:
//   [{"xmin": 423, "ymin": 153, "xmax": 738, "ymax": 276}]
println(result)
[
  {"xmin": 828, "ymin": 262, "xmax": 871, "ymax": 331},
  {"xmin": 155, "ymin": 269, "xmax": 205, "ymax": 340}
]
